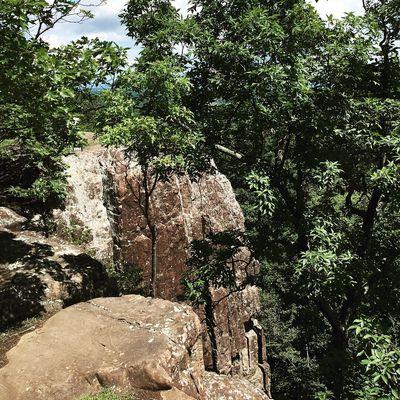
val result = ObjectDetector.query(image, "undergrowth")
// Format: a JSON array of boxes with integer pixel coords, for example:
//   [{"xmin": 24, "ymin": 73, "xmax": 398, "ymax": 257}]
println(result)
[{"xmin": 79, "ymin": 389, "xmax": 135, "ymax": 400}]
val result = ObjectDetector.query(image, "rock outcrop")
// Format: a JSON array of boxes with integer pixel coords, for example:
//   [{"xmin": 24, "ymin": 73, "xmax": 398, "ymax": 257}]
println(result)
[
  {"xmin": 0, "ymin": 207, "xmax": 26, "ymax": 230},
  {"xmin": 0, "ymin": 295, "xmax": 269, "ymax": 400},
  {"xmin": 0, "ymin": 207, "xmax": 115, "ymax": 330},
  {"xmin": 53, "ymin": 149, "xmax": 115, "ymax": 263},
  {"xmin": 54, "ymin": 147, "xmax": 270, "ymax": 394},
  {"xmin": 111, "ymin": 150, "xmax": 245, "ymax": 300},
  {"xmin": 203, "ymin": 372, "xmax": 269, "ymax": 400}
]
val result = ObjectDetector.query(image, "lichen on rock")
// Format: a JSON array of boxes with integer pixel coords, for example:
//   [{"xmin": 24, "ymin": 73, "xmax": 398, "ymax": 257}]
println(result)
[
  {"xmin": 53, "ymin": 146, "xmax": 271, "ymax": 394},
  {"xmin": 0, "ymin": 295, "xmax": 270, "ymax": 400}
]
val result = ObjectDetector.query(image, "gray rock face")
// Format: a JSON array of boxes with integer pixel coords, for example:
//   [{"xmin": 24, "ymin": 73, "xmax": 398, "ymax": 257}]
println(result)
[
  {"xmin": 0, "ymin": 295, "xmax": 269, "ymax": 400},
  {"xmin": 203, "ymin": 372, "xmax": 269, "ymax": 400},
  {"xmin": 53, "ymin": 149, "xmax": 116, "ymax": 263},
  {"xmin": 0, "ymin": 211, "xmax": 115, "ymax": 330},
  {"xmin": 54, "ymin": 147, "xmax": 271, "ymax": 394},
  {"xmin": 0, "ymin": 207, "xmax": 26, "ymax": 230}
]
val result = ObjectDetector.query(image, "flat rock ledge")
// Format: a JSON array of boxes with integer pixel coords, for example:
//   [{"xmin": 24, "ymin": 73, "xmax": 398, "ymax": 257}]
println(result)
[{"xmin": 0, "ymin": 295, "xmax": 269, "ymax": 400}]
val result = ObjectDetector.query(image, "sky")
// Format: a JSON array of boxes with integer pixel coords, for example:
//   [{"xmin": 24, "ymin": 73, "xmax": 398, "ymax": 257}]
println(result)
[{"xmin": 43, "ymin": 0, "xmax": 364, "ymax": 62}]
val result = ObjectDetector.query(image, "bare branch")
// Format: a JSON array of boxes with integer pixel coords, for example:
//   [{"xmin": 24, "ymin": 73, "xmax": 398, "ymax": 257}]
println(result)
[{"xmin": 215, "ymin": 144, "xmax": 243, "ymax": 160}]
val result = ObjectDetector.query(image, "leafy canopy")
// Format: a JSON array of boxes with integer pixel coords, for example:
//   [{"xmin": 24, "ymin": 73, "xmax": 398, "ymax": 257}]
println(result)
[
  {"xmin": 121, "ymin": 0, "xmax": 400, "ymax": 398},
  {"xmin": 0, "ymin": 0, "xmax": 126, "ymax": 216}
]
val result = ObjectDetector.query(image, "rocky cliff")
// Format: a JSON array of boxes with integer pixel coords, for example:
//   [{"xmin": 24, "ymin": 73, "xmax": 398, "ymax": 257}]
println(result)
[
  {"xmin": 0, "ymin": 295, "xmax": 269, "ymax": 400},
  {"xmin": 0, "ymin": 207, "xmax": 115, "ymax": 330},
  {"xmin": 54, "ymin": 147, "xmax": 270, "ymax": 394}
]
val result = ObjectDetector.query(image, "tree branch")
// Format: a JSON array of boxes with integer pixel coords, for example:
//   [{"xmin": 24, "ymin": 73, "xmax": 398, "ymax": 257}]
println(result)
[{"xmin": 215, "ymin": 144, "xmax": 243, "ymax": 160}]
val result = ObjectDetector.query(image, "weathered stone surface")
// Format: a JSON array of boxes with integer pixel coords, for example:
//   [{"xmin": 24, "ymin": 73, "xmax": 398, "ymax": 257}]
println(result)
[
  {"xmin": 0, "ymin": 296, "xmax": 269, "ymax": 400},
  {"xmin": 0, "ymin": 211, "xmax": 115, "ymax": 330},
  {"xmin": 0, "ymin": 207, "xmax": 26, "ymax": 231},
  {"xmin": 53, "ymin": 149, "xmax": 116, "ymax": 263},
  {"xmin": 203, "ymin": 285, "xmax": 270, "ymax": 395},
  {"xmin": 56, "ymin": 147, "xmax": 270, "ymax": 392},
  {"xmin": 111, "ymin": 150, "xmax": 245, "ymax": 300},
  {"xmin": 56, "ymin": 148, "xmax": 245, "ymax": 298},
  {"xmin": 204, "ymin": 372, "xmax": 269, "ymax": 400},
  {"xmin": 0, "ymin": 295, "xmax": 201, "ymax": 399}
]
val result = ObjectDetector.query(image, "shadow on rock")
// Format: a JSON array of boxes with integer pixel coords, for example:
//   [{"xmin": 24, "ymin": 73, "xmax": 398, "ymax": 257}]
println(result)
[
  {"xmin": 0, "ymin": 273, "xmax": 46, "ymax": 331},
  {"xmin": 62, "ymin": 254, "xmax": 117, "ymax": 306},
  {"xmin": 0, "ymin": 230, "xmax": 117, "ymax": 332},
  {"xmin": 0, "ymin": 231, "xmax": 32, "ymax": 264}
]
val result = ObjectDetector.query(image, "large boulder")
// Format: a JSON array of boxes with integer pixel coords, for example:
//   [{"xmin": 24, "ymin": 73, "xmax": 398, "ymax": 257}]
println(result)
[
  {"xmin": 54, "ymin": 147, "xmax": 270, "ymax": 393},
  {"xmin": 0, "ymin": 295, "xmax": 269, "ymax": 400},
  {"xmin": 111, "ymin": 151, "xmax": 245, "ymax": 301},
  {"xmin": 0, "ymin": 209, "xmax": 115, "ymax": 330}
]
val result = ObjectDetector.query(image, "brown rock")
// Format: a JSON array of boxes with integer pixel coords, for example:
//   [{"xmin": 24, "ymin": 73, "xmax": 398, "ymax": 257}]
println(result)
[
  {"xmin": 0, "ymin": 296, "xmax": 269, "ymax": 400},
  {"xmin": 55, "ymin": 147, "xmax": 270, "ymax": 392},
  {"xmin": 112, "ymin": 153, "xmax": 245, "ymax": 300},
  {"xmin": 0, "ymin": 296, "xmax": 203, "ymax": 400},
  {"xmin": 204, "ymin": 372, "xmax": 269, "ymax": 400}
]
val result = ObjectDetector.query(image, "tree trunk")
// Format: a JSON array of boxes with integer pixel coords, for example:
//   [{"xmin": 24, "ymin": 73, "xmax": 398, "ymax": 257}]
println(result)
[
  {"xmin": 141, "ymin": 168, "xmax": 158, "ymax": 298},
  {"xmin": 330, "ymin": 329, "xmax": 348, "ymax": 400},
  {"xmin": 317, "ymin": 298, "xmax": 350, "ymax": 400},
  {"xmin": 150, "ymin": 225, "xmax": 157, "ymax": 298},
  {"xmin": 204, "ymin": 284, "xmax": 218, "ymax": 371},
  {"xmin": 324, "ymin": 325, "xmax": 349, "ymax": 400}
]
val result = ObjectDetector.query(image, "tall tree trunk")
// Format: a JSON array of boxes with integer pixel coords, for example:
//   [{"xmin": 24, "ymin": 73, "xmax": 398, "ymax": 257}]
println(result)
[
  {"xmin": 204, "ymin": 284, "xmax": 218, "ymax": 371},
  {"xmin": 150, "ymin": 224, "xmax": 157, "ymax": 298},
  {"xmin": 317, "ymin": 299, "xmax": 350, "ymax": 400},
  {"xmin": 142, "ymin": 168, "xmax": 158, "ymax": 298},
  {"xmin": 329, "ymin": 327, "xmax": 349, "ymax": 400}
]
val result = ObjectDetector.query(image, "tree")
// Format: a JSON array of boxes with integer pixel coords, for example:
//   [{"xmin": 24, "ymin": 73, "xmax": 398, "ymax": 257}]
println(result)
[
  {"xmin": 0, "ymin": 0, "xmax": 126, "ymax": 225},
  {"xmin": 97, "ymin": 58, "xmax": 204, "ymax": 297},
  {"xmin": 121, "ymin": 0, "xmax": 400, "ymax": 398},
  {"xmin": 350, "ymin": 318, "xmax": 400, "ymax": 400},
  {"xmin": 95, "ymin": 0, "xmax": 207, "ymax": 298}
]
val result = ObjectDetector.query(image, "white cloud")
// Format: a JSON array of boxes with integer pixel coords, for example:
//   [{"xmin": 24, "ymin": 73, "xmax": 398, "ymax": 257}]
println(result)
[
  {"xmin": 43, "ymin": 1, "xmax": 129, "ymax": 45},
  {"xmin": 311, "ymin": 0, "xmax": 363, "ymax": 17},
  {"xmin": 94, "ymin": 0, "xmax": 126, "ymax": 16},
  {"xmin": 173, "ymin": 0, "xmax": 189, "ymax": 15}
]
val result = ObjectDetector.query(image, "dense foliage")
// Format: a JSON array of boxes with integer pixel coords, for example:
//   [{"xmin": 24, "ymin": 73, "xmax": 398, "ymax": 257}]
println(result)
[
  {"xmin": 2, "ymin": 0, "xmax": 399, "ymax": 399},
  {"xmin": 0, "ymin": 0, "xmax": 126, "ymax": 222},
  {"xmin": 121, "ymin": 0, "xmax": 400, "ymax": 398}
]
